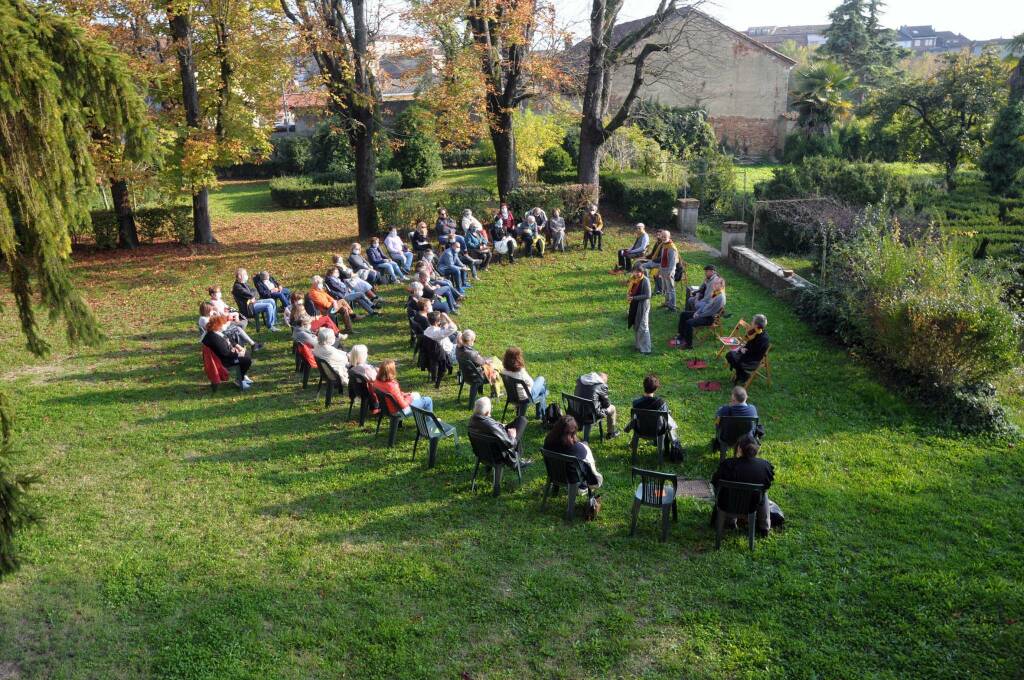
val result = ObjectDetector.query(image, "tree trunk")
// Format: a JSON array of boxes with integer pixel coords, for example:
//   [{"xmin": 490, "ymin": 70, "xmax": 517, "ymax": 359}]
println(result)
[
  {"xmin": 351, "ymin": 110, "xmax": 378, "ymax": 238},
  {"xmin": 111, "ymin": 179, "xmax": 139, "ymax": 249},
  {"xmin": 577, "ymin": 121, "xmax": 604, "ymax": 186},
  {"xmin": 945, "ymin": 153, "xmax": 959, "ymax": 191},
  {"xmin": 214, "ymin": 20, "xmax": 232, "ymax": 140},
  {"xmin": 490, "ymin": 109, "xmax": 518, "ymax": 201},
  {"xmin": 168, "ymin": 6, "xmax": 214, "ymax": 244}
]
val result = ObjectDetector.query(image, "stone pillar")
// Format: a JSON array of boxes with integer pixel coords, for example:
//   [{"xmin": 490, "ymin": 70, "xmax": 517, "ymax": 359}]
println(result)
[
  {"xmin": 676, "ymin": 198, "xmax": 699, "ymax": 237},
  {"xmin": 721, "ymin": 221, "xmax": 748, "ymax": 256}
]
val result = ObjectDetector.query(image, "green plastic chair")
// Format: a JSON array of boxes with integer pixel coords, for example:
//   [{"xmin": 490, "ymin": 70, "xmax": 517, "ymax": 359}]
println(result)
[{"xmin": 410, "ymin": 406, "xmax": 458, "ymax": 468}]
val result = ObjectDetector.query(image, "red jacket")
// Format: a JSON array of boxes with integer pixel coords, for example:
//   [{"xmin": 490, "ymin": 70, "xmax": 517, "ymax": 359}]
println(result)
[{"xmin": 372, "ymin": 379, "xmax": 411, "ymax": 414}]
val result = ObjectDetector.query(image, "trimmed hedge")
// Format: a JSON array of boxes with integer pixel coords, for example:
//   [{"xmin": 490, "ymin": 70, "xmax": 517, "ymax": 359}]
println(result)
[
  {"xmin": 506, "ymin": 184, "xmax": 597, "ymax": 225},
  {"xmin": 377, "ymin": 187, "xmax": 495, "ymax": 230},
  {"xmin": 755, "ymin": 156, "xmax": 913, "ymax": 208},
  {"xmin": 269, "ymin": 171, "xmax": 402, "ymax": 209},
  {"xmin": 600, "ymin": 173, "xmax": 678, "ymax": 228},
  {"xmin": 88, "ymin": 205, "xmax": 192, "ymax": 249}
]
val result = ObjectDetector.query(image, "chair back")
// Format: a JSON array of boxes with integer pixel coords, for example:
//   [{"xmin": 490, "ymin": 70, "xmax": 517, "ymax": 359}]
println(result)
[
  {"xmin": 457, "ymin": 353, "xmax": 487, "ymax": 386},
  {"xmin": 373, "ymin": 386, "xmax": 404, "ymax": 417},
  {"xmin": 718, "ymin": 416, "xmax": 759, "ymax": 447},
  {"xmin": 349, "ymin": 373, "xmax": 370, "ymax": 400},
  {"xmin": 715, "ymin": 479, "xmax": 765, "ymax": 515},
  {"xmin": 202, "ymin": 345, "xmax": 229, "ymax": 383},
  {"xmin": 410, "ymin": 406, "xmax": 446, "ymax": 439},
  {"xmin": 468, "ymin": 431, "xmax": 513, "ymax": 466},
  {"xmin": 500, "ymin": 374, "xmax": 530, "ymax": 404},
  {"xmin": 296, "ymin": 342, "xmax": 316, "ymax": 368},
  {"xmin": 562, "ymin": 393, "xmax": 599, "ymax": 426},
  {"xmin": 302, "ymin": 294, "xmax": 317, "ymax": 316},
  {"xmin": 540, "ymin": 448, "xmax": 585, "ymax": 486},
  {"xmin": 231, "ymin": 289, "xmax": 252, "ymax": 319},
  {"xmin": 317, "ymin": 356, "xmax": 340, "ymax": 385},
  {"xmin": 630, "ymin": 408, "xmax": 669, "ymax": 438},
  {"xmin": 631, "ymin": 467, "xmax": 677, "ymax": 507}
]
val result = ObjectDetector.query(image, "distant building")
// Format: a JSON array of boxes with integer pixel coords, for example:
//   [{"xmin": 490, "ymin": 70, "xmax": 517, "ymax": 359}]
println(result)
[
  {"xmin": 896, "ymin": 25, "xmax": 938, "ymax": 50},
  {"xmin": 745, "ymin": 25, "xmax": 829, "ymax": 48},
  {"xmin": 570, "ymin": 8, "xmax": 796, "ymax": 159}
]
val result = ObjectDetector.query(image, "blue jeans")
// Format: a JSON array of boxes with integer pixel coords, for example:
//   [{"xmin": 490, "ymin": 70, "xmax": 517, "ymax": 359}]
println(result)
[
  {"xmin": 375, "ymin": 261, "xmax": 403, "ymax": 281},
  {"xmin": 392, "ymin": 251, "xmax": 414, "ymax": 273},
  {"xmin": 345, "ymin": 291, "xmax": 374, "ymax": 313},
  {"xmin": 440, "ymin": 266, "xmax": 468, "ymax": 292},
  {"xmin": 403, "ymin": 395, "xmax": 434, "ymax": 415},
  {"xmin": 266, "ymin": 289, "xmax": 291, "ymax": 310},
  {"xmin": 252, "ymin": 299, "xmax": 277, "ymax": 328},
  {"xmin": 531, "ymin": 376, "xmax": 548, "ymax": 417}
]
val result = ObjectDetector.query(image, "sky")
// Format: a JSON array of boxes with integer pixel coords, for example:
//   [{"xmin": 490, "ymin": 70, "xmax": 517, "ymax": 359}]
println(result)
[{"xmin": 557, "ymin": 0, "xmax": 1023, "ymax": 41}]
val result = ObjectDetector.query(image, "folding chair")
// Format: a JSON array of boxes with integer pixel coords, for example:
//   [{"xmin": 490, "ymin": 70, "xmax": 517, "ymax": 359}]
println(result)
[
  {"xmin": 743, "ymin": 346, "xmax": 773, "ymax": 389},
  {"xmin": 715, "ymin": 318, "xmax": 748, "ymax": 359}
]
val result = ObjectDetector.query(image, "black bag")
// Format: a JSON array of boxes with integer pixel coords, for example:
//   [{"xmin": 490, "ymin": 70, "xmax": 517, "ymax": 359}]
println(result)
[
  {"xmin": 673, "ymin": 263, "xmax": 683, "ymax": 283},
  {"xmin": 542, "ymin": 403, "xmax": 562, "ymax": 428},
  {"xmin": 668, "ymin": 440, "xmax": 684, "ymax": 463}
]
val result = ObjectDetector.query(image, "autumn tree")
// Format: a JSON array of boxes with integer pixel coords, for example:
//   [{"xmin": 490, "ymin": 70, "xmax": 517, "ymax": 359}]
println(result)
[
  {"xmin": 0, "ymin": 0, "xmax": 151, "ymax": 574},
  {"xmin": 281, "ymin": 0, "xmax": 383, "ymax": 237}
]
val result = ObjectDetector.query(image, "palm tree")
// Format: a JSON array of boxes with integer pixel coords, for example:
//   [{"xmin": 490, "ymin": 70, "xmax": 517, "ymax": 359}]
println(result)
[{"xmin": 791, "ymin": 60, "xmax": 857, "ymax": 135}]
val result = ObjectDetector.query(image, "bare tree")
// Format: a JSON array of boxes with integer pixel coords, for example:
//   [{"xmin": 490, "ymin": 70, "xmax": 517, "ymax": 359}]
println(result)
[
  {"xmin": 577, "ymin": 1, "xmax": 704, "ymax": 186},
  {"xmin": 281, "ymin": 0, "xmax": 382, "ymax": 237}
]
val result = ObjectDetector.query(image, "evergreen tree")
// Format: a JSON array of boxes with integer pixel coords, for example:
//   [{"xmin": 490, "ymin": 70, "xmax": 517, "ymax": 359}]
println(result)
[
  {"xmin": 981, "ymin": 101, "xmax": 1024, "ymax": 197},
  {"xmin": 0, "ymin": 0, "xmax": 151, "ymax": 575},
  {"xmin": 821, "ymin": 0, "xmax": 904, "ymax": 92},
  {"xmin": 391, "ymin": 105, "xmax": 443, "ymax": 188}
]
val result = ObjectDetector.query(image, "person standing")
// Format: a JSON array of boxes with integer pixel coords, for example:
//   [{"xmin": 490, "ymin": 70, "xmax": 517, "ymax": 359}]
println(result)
[
  {"xmin": 626, "ymin": 263, "xmax": 652, "ymax": 354},
  {"xmin": 657, "ymin": 230, "xmax": 680, "ymax": 311}
]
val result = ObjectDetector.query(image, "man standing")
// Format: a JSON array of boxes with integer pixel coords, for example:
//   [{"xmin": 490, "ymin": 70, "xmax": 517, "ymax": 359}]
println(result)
[
  {"xmin": 656, "ymin": 231, "xmax": 680, "ymax": 311},
  {"xmin": 468, "ymin": 397, "xmax": 531, "ymax": 467},
  {"xmin": 574, "ymin": 371, "xmax": 620, "ymax": 439}
]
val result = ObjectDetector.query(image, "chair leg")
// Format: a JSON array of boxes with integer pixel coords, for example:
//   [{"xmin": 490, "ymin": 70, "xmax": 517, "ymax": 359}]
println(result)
[
  {"xmin": 657, "ymin": 435, "xmax": 664, "ymax": 466},
  {"xmin": 501, "ymin": 400, "xmax": 509, "ymax": 421},
  {"xmin": 492, "ymin": 465, "xmax": 503, "ymax": 497},
  {"xmin": 468, "ymin": 383, "xmax": 479, "ymax": 408},
  {"xmin": 715, "ymin": 509, "xmax": 725, "ymax": 549},
  {"xmin": 629, "ymin": 498, "xmax": 641, "ymax": 536},
  {"xmin": 412, "ymin": 432, "xmax": 420, "ymax": 460},
  {"xmin": 375, "ymin": 411, "xmax": 384, "ymax": 435},
  {"xmin": 582, "ymin": 423, "xmax": 591, "ymax": 443},
  {"xmin": 348, "ymin": 398, "xmax": 354, "ymax": 420},
  {"xmin": 457, "ymin": 379, "xmax": 464, "ymax": 401},
  {"xmin": 316, "ymin": 376, "xmax": 323, "ymax": 397},
  {"xmin": 387, "ymin": 417, "xmax": 400, "ymax": 447},
  {"xmin": 630, "ymin": 434, "xmax": 639, "ymax": 467},
  {"xmin": 471, "ymin": 460, "xmax": 480, "ymax": 491},
  {"xmin": 660, "ymin": 506, "xmax": 671, "ymax": 542},
  {"xmin": 359, "ymin": 399, "xmax": 368, "ymax": 426},
  {"xmin": 748, "ymin": 512, "xmax": 757, "ymax": 551},
  {"xmin": 325, "ymin": 383, "xmax": 333, "ymax": 408},
  {"xmin": 565, "ymin": 488, "xmax": 576, "ymax": 522},
  {"xmin": 672, "ymin": 500, "xmax": 678, "ymax": 521},
  {"xmin": 541, "ymin": 481, "xmax": 551, "ymax": 510},
  {"xmin": 427, "ymin": 438, "xmax": 439, "ymax": 469},
  {"xmin": 302, "ymin": 365, "xmax": 310, "ymax": 389}
]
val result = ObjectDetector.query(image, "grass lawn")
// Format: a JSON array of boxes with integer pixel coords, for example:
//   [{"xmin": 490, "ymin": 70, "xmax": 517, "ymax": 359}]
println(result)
[
  {"xmin": 436, "ymin": 166, "xmax": 497, "ymax": 190},
  {"xmin": 0, "ymin": 182, "xmax": 1022, "ymax": 678}
]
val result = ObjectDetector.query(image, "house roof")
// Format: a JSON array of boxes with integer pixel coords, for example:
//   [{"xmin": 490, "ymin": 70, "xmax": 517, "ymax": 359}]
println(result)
[
  {"xmin": 281, "ymin": 91, "xmax": 328, "ymax": 110},
  {"xmin": 899, "ymin": 25, "xmax": 936, "ymax": 39},
  {"xmin": 747, "ymin": 24, "xmax": 829, "ymax": 37}
]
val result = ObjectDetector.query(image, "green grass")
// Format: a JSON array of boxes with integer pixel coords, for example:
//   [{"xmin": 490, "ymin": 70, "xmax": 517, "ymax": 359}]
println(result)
[
  {"xmin": 0, "ymin": 187, "xmax": 1022, "ymax": 679},
  {"xmin": 436, "ymin": 166, "xmax": 497, "ymax": 190},
  {"xmin": 734, "ymin": 163, "xmax": 779, "ymax": 194}
]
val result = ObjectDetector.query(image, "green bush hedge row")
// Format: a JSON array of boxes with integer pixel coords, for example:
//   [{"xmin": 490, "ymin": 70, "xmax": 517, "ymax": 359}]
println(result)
[
  {"xmin": 755, "ymin": 156, "xmax": 914, "ymax": 208},
  {"xmin": 506, "ymin": 184, "xmax": 598, "ymax": 224},
  {"xmin": 599, "ymin": 173, "xmax": 678, "ymax": 228},
  {"xmin": 88, "ymin": 205, "xmax": 192, "ymax": 249},
  {"xmin": 269, "ymin": 171, "xmax": 402, "ymax": 209},
  {"xmin": 377, "ymin": 187, "xmax": 495, "ymax": 229}
]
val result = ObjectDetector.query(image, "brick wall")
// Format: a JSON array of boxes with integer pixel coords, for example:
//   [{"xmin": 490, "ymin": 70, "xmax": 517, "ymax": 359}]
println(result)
[{"xmin": 710, "ymin": 116, "xmax": 783, "ymax": 159}]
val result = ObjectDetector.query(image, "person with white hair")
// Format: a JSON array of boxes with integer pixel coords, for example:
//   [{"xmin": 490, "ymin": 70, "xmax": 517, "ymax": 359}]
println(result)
[
  {"xmin": 526, "ymin": 206, "xmax": 547, "ymax": 230},
  {"xmin": 516, "ymin": 214, "xmax": 545, "ymax": 257},
  {"xmin": 347, "ymin": 244, "xmax": 382, "ymax": 284},
  {"xmin": 582, "ymin": 204, "xmax": 603, "ymax": 251},
  {"xmin": 467, "ymin": 396, "xmax": 531, "ymax": 467},
  {"xmin": 456, "ymin": 329, "xmax": 503, "ymax": 395},
  {"xmin": 324, "ymin": 266, "xmax": 377, "ymax": 314},
  {"xmin": 726, "ymin": 314, "xmax": 770, "ymax": 385},
  {"xmin": 232, "ymin": 267, "xmax": 279, "ymax": 330},
  {"xmin": 655, "ymin": 230, "xmax": 680, "ymax": 311},
  {"xmin": 616, "ymin": 223, "xmax": 649, "ymax": 272},
  {"xmin": 384, "ymin": 227, "xmax": 414, "ymax": 273},
  {"xmin": 406, "ymin": 281, "xmax": 424, "ymax": 319},
  {"xmin": 347, "ymin": 344, "xmax": 377, "ymax": 381},
  {"xmin": 464, "ymin": 214, "xmax": 492, "ymax": 270},
  {"xmin": 313, "ymin": 327, "xmax": 349, "ymax": 385},
  {"xmin": 546, "ymin": 208, "xmax": 567, "ymax": 252}
]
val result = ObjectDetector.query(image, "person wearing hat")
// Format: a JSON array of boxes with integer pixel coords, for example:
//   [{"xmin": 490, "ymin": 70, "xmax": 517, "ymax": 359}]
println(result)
[{"xmin": 685, "ymin": 264, "xmax": 722, "ymax": 312}]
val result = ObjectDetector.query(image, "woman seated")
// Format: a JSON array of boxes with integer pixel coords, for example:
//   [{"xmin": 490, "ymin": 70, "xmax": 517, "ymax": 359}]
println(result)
[
  {"xmin": 543, "ymin": 415, "xmax": 603, "ymax": 493},
  {"xmin": 423, "ymin": 310, "xmax": 458, "ymax": 363},
  {"xmin": 308, "ymin": 275, "xmax": 356, "ymax": 334},
  {"xmin": 198, "ymin": 301, "xmax": 260, "ymax": 351},
  {"xmin": 366, "ymin": 236, "xmax": 406, "ymax": 283},
  {"xmin": 546, "ymin": 208, "xmax": 567, "ymax": 252},
  {"xmin": 346, "ymin": 244, "xmax": 381, "ymax": 284},
  {"xmin": 202, "ymin": 315, "xmax": 254, "ymax": 389},
  {"xmin": 411, "ymin": 222, "xmax": 432, "ymax": 255},
  {"xmin": 455, "ymin": 329, "xmax": 503, "ymax": 395},
  {"xmin": 289, "ymin": 292, "xmax": 341, "ymax": 336},
  {"xmin": 348, "ymin": 344, "xmax": 378, "ymax": 382},
  {"xmin": 207, "ymin": 285, "xmax": 246, "ymax": 327},
  {"xmin": 372, "ymin": 359, "xmax": 434, "ymax": 415},
  {"xmin": 464, "ymin": 215, "xmax": 492, "ymax": 270},
  {"xmin": 384, "ymin": 227, "xmax": 415, "ymax": 273},
  {"xmin": 501, "ymin": 346, "xmax": 548, "ymax": 418},
  {"xmin": 313, "ymin": 327, "xmax": 349, "ymax": 386},
  {"xmin": 490, "ymin": 214, "xmax": 518, "ymax": 265},
  {"xmin": 291, "ymin": 311, "xmax": 318, "ymax": 348}
]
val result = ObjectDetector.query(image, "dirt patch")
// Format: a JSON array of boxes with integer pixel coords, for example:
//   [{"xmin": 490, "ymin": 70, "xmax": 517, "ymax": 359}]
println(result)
[
  {"xmin": 0, "ymin": 661, "xmax": 22, "ymax": 680},
  {"xmin": 1, "ymin": 362, "xmax": 62, "ymax": 385}
]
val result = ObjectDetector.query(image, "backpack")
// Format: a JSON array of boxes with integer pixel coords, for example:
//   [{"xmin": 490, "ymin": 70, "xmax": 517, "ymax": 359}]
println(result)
[
  {"xmin": 673, "ymin": 262, "xmax": 684, "ymax": 282},
  {"xmin": 668, "ymin": 439, "xmax": 685, "ymax": 463},
  {"xmin": 542, "ymin": 403, "xmax": 562, "ymax": 428}
]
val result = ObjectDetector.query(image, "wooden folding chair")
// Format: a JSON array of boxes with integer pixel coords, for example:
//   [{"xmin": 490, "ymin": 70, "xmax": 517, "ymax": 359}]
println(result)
[
  {"xmin": 743, "ymin": 346, "xmax": 773, "ymax": 389},
  {"xmin": 715, "ymin": 318, "xmax": 747, "ymax": 359},
  {"xmin": 694, "ymin": 309, "xmax": 725, "ymax": 346}
]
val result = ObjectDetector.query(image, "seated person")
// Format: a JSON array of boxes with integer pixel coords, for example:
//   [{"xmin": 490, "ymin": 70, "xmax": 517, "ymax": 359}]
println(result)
[
  {"xmin": 460, "ymin": 208, "xmax": 483, "ymax": 234},
  {"xmin": 290, "ymin": 292, "xmax": 341, "ymax": 336},
  {"xmin": 313, "ymin": 327, "xmax": 349, "ymax": 385},
  {"xmin": 435, "ymin": 207, "xmax": 459, "ymax": 242},
  {"xmin": 501, "ymin": 346, "xmax": 548, "ymax": 419},
  {"xmin": 254, "ymin": 271, "xmax": 291, "ymax": 312},
  {"xmin": 456, "ymin": 240, "xmax": 483, "ymax": 280},
  {"xmin": 455, "ymin": 329, "xmax": 502, "ymax": 394},
  {"xmin": 616, "ymin": 223, "xmax": 650, "ymax": 272},
  {"xmin": 366, "ymin": 237, "xmax": 406, "ymax": 283},
  {"xmin": 232, "ymin": 268, "xmax": 278, "ymax": 330},
  {"xmin": 468, "ymin": 396, "xmax": 530, "ymax": 466},
  {"xmin": 712, "ymin": 434, "xmax": 775, "ymax": 537},
  {"xmin": 348, "ymin": 344, "xmax": 378, "ymax": 382},
  {"xmin": 438, "ymin": 241, "xmax": 471, "ymax": 293},
  {"xmin": 384, "ymin": 227, "xmax": 414, "ymax": 273},
  {"xmin": 714, "ymin": 385, "xmax": 761, "ymax": 452},
  {"xmin": 686, "ymin": 264, "xmax": 722, "ymax": 311},
  {"xmin": 308, "ymin": 275, "xmax": 356, "ymax": 334},
  {"xmin": 525, "ymin": 206, "xmax": 547, "ymax": 230},
  {"xmin": 411, "ymin": 222, "xmax": 432, "ymax": 254},
  {"xmin": 406, "ymin": 282, "xmax": 424, "ymax": 319},
  {"xmin": 489, "ymin": 216, "xmax": 517, "ymax": 264},
  {"xmin": 582, "ymin": 204, "xmax": 603, "ymax": 251},
  {"xmin": 423, "ymin": 310, "xmax": 459, "ymax": 363},
  {"xmin": 464, "ymin": 215, "xmax": 492, "ymax": 269},
  {"xmin": 574, "ymin": 371, "xmax": 620, "ymax": 439},
  {"xmin": 325, "ymin": 266, "xmax": 377, "ymax": 314},
  {"xmin": 339, "ymin": 265, "xmax": 377, "ymax": 300},
  {"xmin": 675, "ymin": 277, "xmax": 726, "ymax": 350},
  {"xmin": 543, "ymin": 415, "xmax": 603, "ymax": 492},
  {"xmin": 199, "ymin": 301, "xmax": 259, "ymax": 349},
  {"xmin": 546, "ymin": 208, "xmax": 566, "ymax": 252},
  {"xmin": 630, "ymin": 373, "xmax": 681, "ymax": 446},
  {"xmin": 416, "ymin": 269, "xmax": 456, "ymax": 313},
  {"xmin": 202, "ymin": 315, "xmax": 254, "ymax": 389},
  {"xmin": 493, "ymin": 203, "xmax": 515, "ymax": 234},
  {"xmin": 347, "ymin": 244, "xmax": 382, "ymax": 285},
  {"xmin": 727, "ymin": 314, "xmax": 771, "ymax": 385},
  {"xmin": 372, "ymin": 359, "xmax": 434, "ymax": 415},
  {"xmin": 515, "ymin": 214, "xmax": 545, "ymax": 257},
  {"xmin": 419, "ymin": 244, "xmax": 438, "ymax": 268},
  {"xmin": 291, "ymin": 311, "xmax": 318, "ymax": 347},
  {"xmin": 207, "ymin": 285, "xmax": 244, "ymax": 326}
]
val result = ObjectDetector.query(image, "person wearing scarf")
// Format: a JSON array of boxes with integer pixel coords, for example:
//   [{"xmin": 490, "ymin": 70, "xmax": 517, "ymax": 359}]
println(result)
[
  {"xmin": 727, "ymin": 314, "xmax": 770, "ymax": 384},
  {"xmin": 583, "ymin": 204, "xmax": 604, "ymax": 251},
  {"xmin": 676, "ymin": 277, "xmax": 726, "ymax": 350},
  {"xmin": 626, "ymin": 263, "xmax": 653, "ymax": 354},
  {"xmin": 657, "ymin": 231, "xmax": 681, "ymax": 311}
]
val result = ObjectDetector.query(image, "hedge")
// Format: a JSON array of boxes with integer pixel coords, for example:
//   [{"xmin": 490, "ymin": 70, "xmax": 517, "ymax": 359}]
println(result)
[
  {"xmin": 506, "ymin": 184, "xmax": 598, "ymax": 224},
  {"xmin": 599, "ymin": 173, "xmax": 677, "ymax": 228},
  {"xmin": 377, "ymin": 187, "xmax": 496, "ymax": 230},
  {"xmin": 269, "ymin": 171, "xmax": 402, "ymax": 209},
  {"xmin": 755, "ymin": 156, "xmax": 913, "ymax": 208},
  {"xmin": 88, "ymin": 205, "xmax": 192, "ymax": 249}
]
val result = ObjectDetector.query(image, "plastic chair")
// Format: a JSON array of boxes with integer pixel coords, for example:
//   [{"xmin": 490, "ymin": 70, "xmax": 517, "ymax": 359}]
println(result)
[
  {"xmin": 629, "ymin": 467, "xmax": 678, "ymax": 542},
  {"xmin": 562, "ymin": 393, "xmax": 604, "ymax": 444},
  {"xmin": 714, "ymin": 479, "xmax": 766, "ymax": 551},
  {"xmin": 539, "ymin": 448, "xmax": 592, "ymax": 522},
  {"xmin": 410, "ymin": 406, "xmax": 458, "ymax": 468},
  {"xmin": 315, "ymin": 357, "xmax": 345, "ymax": 408},
  {"xmin": 716, "ymin": 416, "xmax": 760, "ymax": 462},
  {"xmin": 294, "ymin": 342, "xmax": 316, "ymax": 389},
  {"xmin": 232, "ymin": 289, "xmax": 260, "ymax": 332},
  {"xmin": 468, "ymin": 431, "xmax": 523, "ymax": 497},
  {"xmin": 456, "ymin": 355, "xmax": 489, "ymax": 407},
  {"xmin": 629, "ymin": 408, "xmax": 671, "ymax": 466},
  {"xmin": 373, "ymin": 388, "xmax": 409, "ymax": 447},
  {"xmin": 418, "ymin": 336, "xmax": 451, "ymax": 389},
  {"xmin": 500, "ymin": 374, "xmax": 539, "ymax": 420},
  {"xmin": 347, "ymin": 374, "xmax": 371, "ymax": 425}
]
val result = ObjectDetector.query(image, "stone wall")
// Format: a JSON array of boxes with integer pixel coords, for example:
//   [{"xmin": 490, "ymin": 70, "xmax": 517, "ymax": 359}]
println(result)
[
  {"xmin": 710, "ymin": 116, "xmax": 787, "ymax": 159},
  {"xmin": 727, "ymin": 246, "xmax": 811, "ymax": 298}
]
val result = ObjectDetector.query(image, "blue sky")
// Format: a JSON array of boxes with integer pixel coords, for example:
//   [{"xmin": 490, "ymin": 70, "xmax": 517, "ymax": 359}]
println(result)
[{"xmin": 559, "ymin": 0, "xmax": 1022, "ymax": 41}]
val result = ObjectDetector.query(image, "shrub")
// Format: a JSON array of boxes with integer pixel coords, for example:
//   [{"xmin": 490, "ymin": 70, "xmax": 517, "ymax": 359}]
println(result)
[
  {"xmin": 392, "ymin": 105, "xmax": 443, "ymax": 188},
  {"xmin": 506, "ymin": 184, "xmax": 598, "ymax": 224},
  {"xmin": 269, "ymin": 171, "xmax": 401, "ymax": 209},
  {"xmin": 513, "ymin": 109, "xmax": 566, "ymax": 182},
  {"xmin": 377, "ymin": 187, "xmax": 495, "ymax": 231},
  {"xmin": 562, "ymin": 127, "xmax": 580, "ymax": 166},
  {"xmin": 782, "ymin": 130, "xmax": 842, "ymax": 163},
  {"xmin": 599, "ymin": 126, "xmax": 662, "ymax": 175},
  {"xmin": 634, "ymin": 103, "xmax": 718, "ymax": 159},
  {"xmin": 88, "ymin": 205, "xmax": 192, "ymax": 248},
  {"xmin": 600, "ymin": 173, "xmax": 677, "ymax": 228},
  {"xmin": 687, "ymin": 151, "xmax": 735, "ymax": 215},
  {"xmin": 755, "ymin": 156, "xmax": 913, "ymax": 208},
  {"xmin": 273, "ymin": 136, "xmax": 313, "ymax": 175},
  {"xmin": 88, "ymin": 210, "xmax": 119, "ymax": 249},
  {"xmin": 538, "ymin": 171, "xmax": 577, "ymax": 185},
  {"xmin": 538, "ymin": 147, "xmax": 574, "ymax": 184},
  {"xmin": 440, "ymin": 143, "xmax": 495, "ymax": 169},
  {"xmin": 980, "ymin": 100, "xmax": 1024, "ymax": 198},
  {"xmin": 308, "ymin": 116, "xmax": 355, "ymax": 175}
]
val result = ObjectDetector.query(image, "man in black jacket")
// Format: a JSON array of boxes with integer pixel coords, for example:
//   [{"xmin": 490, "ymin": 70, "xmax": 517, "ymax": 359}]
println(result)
[
  {"xmin": 573, "ymin": 372, "xmax": 620, "ymax": 439},
  {"xmin": 711, "ymin": 434, "xmax": 775, "ymax": 536},
  {"xmin": 726, "ymin": 314, "xmax": 770, "ymax": 385},
  {"xmin": 255, "ymin": 271, "xmax": 291, "ymax": 312},
  {"xmin": 232, "ymin": 268, "xmax": 278, "ymax": 330},
  {"xmin": 468, "ymin": 396, "xmax": 530, "ymax": 466}
]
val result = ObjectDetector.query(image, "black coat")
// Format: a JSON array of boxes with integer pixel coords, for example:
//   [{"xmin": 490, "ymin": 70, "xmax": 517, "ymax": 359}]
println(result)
[
  {"xmin": 712, "ymin": 456, "xmax": 774, "ymax": 490},
  {"xmin": 627, "ymin": 277, "xmax": 651, "ymax": 329},
  {"xmin": 202, "ymin": 332, "xmax": 239, "ymax": 367},
  {"xmin": 741, "ymin": 332, "xmax": 771, "ymax": 367}
]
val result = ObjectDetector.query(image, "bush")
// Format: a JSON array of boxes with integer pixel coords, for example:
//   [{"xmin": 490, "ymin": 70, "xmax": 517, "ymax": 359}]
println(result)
[
  {"xmin": 538, "ymin": 147, "xmax": 574, "ymax": 184},
  {"xmin": 88, "ymin": 210, "xmax": 119, "ymax": 249},
  {"xmin": 308, "ymin": 117, "xmax": 355, "ymax": 175},
  {"xmin": 981, "ymin": 100, "xmax": 1024, "ymax": 198},
  {"xmin": 377, "ymin": 187, "xmax": 495, "ymax": 231},
  {"xmin": 440, "ymin": 142, "xmax": 495, "ymax": 169},
  {"xmin": 506, "ymin": 184, "xmax": 598, "ymax": 224},
  {"xmin": 88, "ymin": 205, "xmax": 192, "ymax": 248},
  {"xmin": 634, "ymin": 103, "xmax": 718, "ymax": 159},
  {"xmin": 600, "ymin": 173, "xmax": 677, "ymax": 228},
  {"xmin": 755, "ymin": 156, "xmax": 913, "ymax": 208},
  {"xmin": 687, "ymin": 151, "xmax": 735, "ymax": 215},
  {"xmin": 269, "ymin": 171, "xmax": 402, "ymax": 209},
  {"xmin": 782, "ymin": 131, "xmax": 842, "ymax": 163},
  {"xmin": 392, "ymin": 105, "xmax": 443, "ymax": 188},
  {"xmin": 562, "ymin": 127, "xmax": 580, "ymax": 166},
  {"xmin": 538, "ymin": 171, "xmax": 577, "ymax": 185}
]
